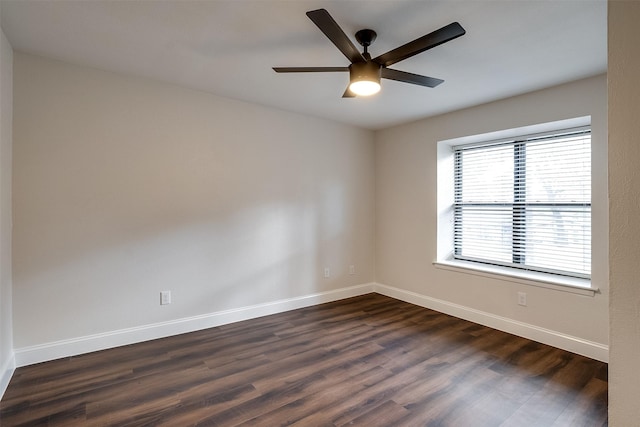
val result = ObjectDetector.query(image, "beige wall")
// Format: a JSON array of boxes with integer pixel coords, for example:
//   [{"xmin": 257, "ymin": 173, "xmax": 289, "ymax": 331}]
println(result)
[
  {"xmin": 375, "ymin": 75, "xmax": 608, "ymax": 357},
  {"xmin": 12, "ymin": 53, "xmax": 375, "ymax": 352},
  {"xmin": 608, "ymin": 1, "xmax": 640, "ymax": 423},
  {"xmin": 0, "ymin": 15, "xmax": 13, "ymax": 395}
]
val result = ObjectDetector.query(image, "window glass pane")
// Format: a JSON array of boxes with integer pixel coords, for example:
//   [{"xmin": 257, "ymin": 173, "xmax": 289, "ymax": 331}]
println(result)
[
  {"xmin": 455, "ymin": 206, "xmax": 513, "ymax": 264},
  {"xmin": 457, "ymin": 145, "xmax": 513, "ymax": 203},
  {"xmin": 525, "ymin": 134, "xmax": 591, "ymax": 203},
  {"xmin": 524, "ymin": 206, "xmax": 591, "ymax": 275}
]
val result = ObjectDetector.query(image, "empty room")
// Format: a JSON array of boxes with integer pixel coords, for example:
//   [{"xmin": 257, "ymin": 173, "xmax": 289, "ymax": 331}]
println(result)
[{"xmin": 0, "ymin": 0, "xmax": 639, "ymax": 425}]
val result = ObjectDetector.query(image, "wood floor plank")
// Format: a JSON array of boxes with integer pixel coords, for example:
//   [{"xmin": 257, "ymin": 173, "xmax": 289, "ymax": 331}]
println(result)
[
  {"xmin": 0, "ymin": 293, "xmax": 607, "ymax": 426},
  {"xmin": 239, "ymin": 366, "xmax": 393, "ymax": 426},
  {"xmin": 552, "ymin": 377, "xmax": 608, "ymax": 427},
  {"xmin": 343, "ymin": 399, "xmax": 411, "ymax": 427},
  {"xmin": 445, "ymin": 388, "xmax": 524, "ymax": 427}
]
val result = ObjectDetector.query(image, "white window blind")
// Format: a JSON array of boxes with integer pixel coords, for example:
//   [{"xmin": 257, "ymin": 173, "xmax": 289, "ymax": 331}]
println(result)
[{"xmin": 453, "ymin": 128, "xmax": 591, "ymax": 278}]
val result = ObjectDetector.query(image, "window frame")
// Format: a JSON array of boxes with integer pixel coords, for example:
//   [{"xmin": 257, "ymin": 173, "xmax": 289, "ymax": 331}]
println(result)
[
  {"xmin": 436, "ymin": 117, "xmax": 595, "ymax": 293},
  {"xmin": 452, "ymin": 128, "xmax": 591, "ymax": 279}
]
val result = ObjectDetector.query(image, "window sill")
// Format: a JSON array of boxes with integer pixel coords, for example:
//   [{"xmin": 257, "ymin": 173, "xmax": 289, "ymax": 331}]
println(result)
[{"xmin": 433, "ymin": 259, "xmax": 598, "ymax": 296}]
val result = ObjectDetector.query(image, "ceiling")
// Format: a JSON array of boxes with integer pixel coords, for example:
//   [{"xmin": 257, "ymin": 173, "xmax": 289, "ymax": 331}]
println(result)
[{"xmin": 0, "ymin": 0, "xmax": 606, "ymax": 130}]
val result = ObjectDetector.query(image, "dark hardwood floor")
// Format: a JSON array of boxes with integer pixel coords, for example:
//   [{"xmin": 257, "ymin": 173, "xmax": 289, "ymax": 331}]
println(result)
[{"xmin": 0, "ymin": 293, "xmax": 607, "ymax": 426}]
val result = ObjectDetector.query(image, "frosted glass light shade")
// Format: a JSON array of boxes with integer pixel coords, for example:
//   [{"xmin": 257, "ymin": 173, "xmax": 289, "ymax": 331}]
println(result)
[{"xmin": 349, "ymin": 80, "xmax": 381, "ymax": 96}]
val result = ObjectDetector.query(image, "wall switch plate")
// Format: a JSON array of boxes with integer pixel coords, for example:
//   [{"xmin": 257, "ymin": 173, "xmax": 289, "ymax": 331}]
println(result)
[
  {"xmin": 349, "ymin": 265, "xmax": 355, "ymax": 275},
  {"xmin": 324, "ymin": 267, "xmax": 330, "ymax": 278},
  {"xmin": 517, "ymin": 292, "xmax": 527, "ymax": 306},
  {"xmin": 160, "ymin": 290, "xmax": 171, "ymax": 305}
]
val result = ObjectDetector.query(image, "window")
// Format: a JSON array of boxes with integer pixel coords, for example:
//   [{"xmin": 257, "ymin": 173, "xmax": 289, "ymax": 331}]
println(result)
[{"xmin": 452, "ymin": 127, "xmax": 591, "ymax": 279}]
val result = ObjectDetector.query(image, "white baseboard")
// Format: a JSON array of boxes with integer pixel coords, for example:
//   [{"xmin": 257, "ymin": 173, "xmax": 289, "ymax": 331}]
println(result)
[
  {"xmin": 0, "ymin": 352, "xmax": 16, "ymax": 401},
  {"xmin": 13, "ymin": 281, "xmax": 608, "ymax": 367},
  {"xmin": 373, "ymin": 283, "xmax": 609, "ymax": 362},
  {"xmin": 15, "ymin": 283, "xmax": 376, "ymax": 367}
]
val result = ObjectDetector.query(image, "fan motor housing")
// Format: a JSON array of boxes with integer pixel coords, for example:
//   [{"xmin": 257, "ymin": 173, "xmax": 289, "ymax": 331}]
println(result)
[{"xmin": 349, "ymin": 61, "xmax": 381, "ymax": 82}]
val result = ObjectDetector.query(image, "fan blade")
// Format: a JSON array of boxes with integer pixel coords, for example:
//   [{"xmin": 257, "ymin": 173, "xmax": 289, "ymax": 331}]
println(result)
[
  {"xmin": 381, "ymin": 68, "xmax": 444, "ymax": 88},
  {"xmin": 306, "ymin": 9, "xmax": 365, "ymax": 64},
  {"xmin": 273, "ymin": 67, "xmax": 349, "ymax": 73},
  {"xmin": 373, "ymin": 22, "xmax": 465, "ymax": 67},
  {"xmin": 342, "ymin": 86, "xmax": 356, "ymax": 98}
]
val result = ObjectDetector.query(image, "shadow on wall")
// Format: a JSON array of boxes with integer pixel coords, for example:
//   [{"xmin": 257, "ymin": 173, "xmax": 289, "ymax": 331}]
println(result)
[
  {"xmin": 13, "ymin": 179, "xmax": 356, "ymax": 346},
  {"xmin": 11, "ymin": 52, "xmax": 374, "ymax": 348}
]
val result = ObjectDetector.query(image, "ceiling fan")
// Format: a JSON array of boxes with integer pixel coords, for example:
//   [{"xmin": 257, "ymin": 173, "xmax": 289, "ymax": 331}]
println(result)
[{"xmin": 273, "ymin": 9, "xmax": 466, "ymax": 97}]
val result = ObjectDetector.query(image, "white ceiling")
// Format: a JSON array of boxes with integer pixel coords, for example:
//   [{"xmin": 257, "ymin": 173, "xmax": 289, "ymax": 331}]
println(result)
[{"xmin": 0, "ymin": 0, "xmax": 606, "ymax": 130}]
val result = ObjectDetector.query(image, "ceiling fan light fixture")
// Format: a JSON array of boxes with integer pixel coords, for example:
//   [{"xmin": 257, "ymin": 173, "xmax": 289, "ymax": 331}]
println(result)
[
  {"xmin": 274, "ymin": 9, "xmax": 466, "ymax": 98},
  {"xmin": 349, "ymin": 61, "xmax": 381, "ymax": 96}
]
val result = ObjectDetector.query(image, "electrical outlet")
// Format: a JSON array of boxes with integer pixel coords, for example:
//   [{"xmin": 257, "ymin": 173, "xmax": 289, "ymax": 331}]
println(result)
[
  {"xmin": 349, "ymin": 265, "xmax": 355, "ymax": 275},
  {"xmin": 324, "ymin": 267, "xmax": 330, "ymax": 278},
  {"xmin": 517, "ymin": 292, "xmax": 527, "ymax": 307},
  {"xmin": 160, "ymin": 290, "xmax": 172, "ymax": 305}
]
